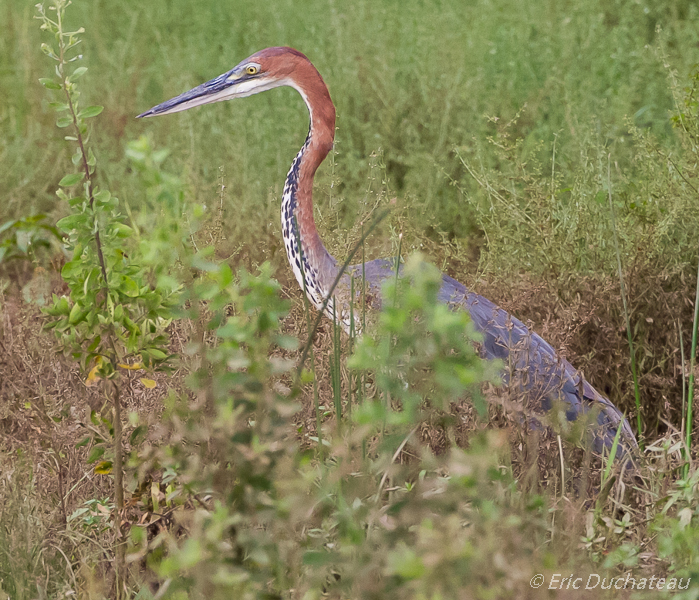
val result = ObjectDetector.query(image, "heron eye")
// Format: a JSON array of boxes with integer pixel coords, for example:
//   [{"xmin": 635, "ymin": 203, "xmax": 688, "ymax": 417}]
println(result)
[{"xmin": 245, "ymin": 65, "xmax": 259, "ymax": 75}]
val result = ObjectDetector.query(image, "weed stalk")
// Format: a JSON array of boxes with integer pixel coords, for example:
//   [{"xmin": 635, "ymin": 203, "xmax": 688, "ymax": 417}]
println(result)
[{"xmin": 607, "ymin": 155, "xmax": 643, "ymax": 446}]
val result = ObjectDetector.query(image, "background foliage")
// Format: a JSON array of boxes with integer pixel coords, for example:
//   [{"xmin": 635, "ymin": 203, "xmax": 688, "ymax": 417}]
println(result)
[{"xmin": 3, "ymin": 0, "xmax": 698, "ymax": 262}]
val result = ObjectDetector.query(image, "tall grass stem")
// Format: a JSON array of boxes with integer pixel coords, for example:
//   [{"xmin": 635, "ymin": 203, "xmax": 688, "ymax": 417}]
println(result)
[
  {"xmin": 293, "ymin": 216, "xmax": 323, "ymax": 454},
  {"xmin": 607, "ymin": 155, "xmax": 643, "ymax": 446},
  {"xmin": 685, "ymin": 256, "xmax": 699, "ymax": 472},
  {"xmin": 294, "ymin": 209, "xmax": 389, "ymax": 381}
]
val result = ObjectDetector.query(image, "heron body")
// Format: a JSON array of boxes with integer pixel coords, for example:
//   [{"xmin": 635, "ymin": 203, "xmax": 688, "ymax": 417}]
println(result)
[{"xmin": 139, "ymin": 47, "xmax": 637, "ymax": 459}]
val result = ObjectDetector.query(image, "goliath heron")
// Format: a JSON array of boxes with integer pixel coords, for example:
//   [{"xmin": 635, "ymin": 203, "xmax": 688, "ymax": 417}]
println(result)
[{"xmin": 138, "ymin": 47, "xmax": 637, "ymax": 460}]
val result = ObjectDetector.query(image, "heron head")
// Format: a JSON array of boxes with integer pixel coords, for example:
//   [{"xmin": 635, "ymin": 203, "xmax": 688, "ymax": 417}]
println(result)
[{"xmin": 137, "ymin": 47, "xmax": 309, "ymax": 118}]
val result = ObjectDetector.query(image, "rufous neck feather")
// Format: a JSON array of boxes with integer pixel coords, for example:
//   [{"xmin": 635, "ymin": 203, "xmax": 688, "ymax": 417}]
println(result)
[{"xmin": 277, "ymin": 50, "xmax": 338, "ymax": 310}]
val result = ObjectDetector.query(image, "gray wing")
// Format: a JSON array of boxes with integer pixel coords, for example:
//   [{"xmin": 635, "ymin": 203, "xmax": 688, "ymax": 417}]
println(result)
[
  {"xmin": 438, "ymin": 274, "xmax": 637, "ymax": 459},
  {"xmin": 348, "ymin": 260, "xmax": 637, "ymax": 460}
]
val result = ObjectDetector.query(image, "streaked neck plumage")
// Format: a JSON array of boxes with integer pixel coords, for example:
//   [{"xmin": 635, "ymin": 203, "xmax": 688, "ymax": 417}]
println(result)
[{"xmin": 279, "ymin": 53, "xmax": 338, "ymax": 312}]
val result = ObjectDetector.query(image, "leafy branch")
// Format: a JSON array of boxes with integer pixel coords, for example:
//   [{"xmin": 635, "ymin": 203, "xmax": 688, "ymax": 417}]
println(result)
[{"xmin": 37, "ymin": 0, "xmax": 177, "ymax": 592}]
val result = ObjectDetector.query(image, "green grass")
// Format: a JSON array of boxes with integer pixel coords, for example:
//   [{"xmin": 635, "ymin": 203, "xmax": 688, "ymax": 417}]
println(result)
[{"xmin": 3, "ymin": 0, "xmax": 699, "ymax": 258}]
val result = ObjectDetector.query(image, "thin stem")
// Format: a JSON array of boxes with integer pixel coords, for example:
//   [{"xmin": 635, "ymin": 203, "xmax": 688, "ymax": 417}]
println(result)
[
  {"xmin": 392, "ymin": 232, "xmax": 402, "ymax": 308},
  {"xmin": 557, "ymin": 435, "xmax": 565, "ymax": 497},
  {"xmin": 294, "ymin": 208, "xmax": 389, "ymax": 381},
  {"xmin": 607, "ymin": 154, "xmax": 643, "ymax": 446},
  {"xmin": 361, "ymin": 223, "xmax": 367, "ymax": 414},
  {"xmin": 56, "ymin": 7, "xmax": 109, "ymax": 287},
  {"xmin": 332, "ymin": 298, "xmax": 342, "ymax": 428},
  {"xmin": 348, "ymin": 275, "xmax": 355, "ymax": 419},
  {"xmin": 293, "ymin": 217, "xmax": 323, "ymax": 455},
  {"xmin": 375, "ymin": 425, "xmax": 418, "ymax": 502},
  {"xmin": 685, "ymin": 256, "xmax": 699, "ymax": 472},
  {"xmin": 679, "ymin": 320, "xmax": 686, "ymax": 442},
  {"xmin": 362, "ymin": 223, "xmax": 367, "ymax": 336},
  {"xmin": 51, "ymin": 3, "xmax": 126, "ymax": 590},
  {"xmin": 654, "ymin": 146, "xmax": 699, "ymax": 196},
  {"xmin": 111, "ymin": 378, "xmax": 125, "ymax": 594},
  {"xmin": 112, "ymin": 380, "xmax": 124, "ymax": 511}
]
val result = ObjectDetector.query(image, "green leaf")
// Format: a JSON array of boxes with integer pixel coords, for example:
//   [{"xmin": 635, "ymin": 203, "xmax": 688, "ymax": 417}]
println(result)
[
  {"xmin": 79, "ymin": 105, "xmax": 104, "ymax": 119},
  {"xmin": 217, "ymin": 263, "xmax": 233, "ymax": 287},
  {"xmin": 129, "ymin": 425, "xmax": 147, "ymax": 445},
  {"xmin": 191, "ymin": 250, "xmax": 220, "ymax": 272},
  {"xmin": 386, "ymin": 547, "xmax": 426, "ymax": 580},
  {"xmin": 0, "ymin": 219, "xmax": 18, "ymax": 235},
  {"xmin": 59, "ymin": 173, "xmax": 84, "ymax": 187},
  {"xmin": 144, "ymin": 348, "xmax": 167, "ymax": 360},
  {"xmin": 69, "ymin": 302, "xmax": 88, "ymax": 325},
  {"xmin": 87, "ymin": 445, "xmax": 105, "ymax": 463},
  {"xmin": 277, "ymin": 335, "xmax": 299, "ymax": 350},
  {"xmin": 56, "ymin": 116, "xmax": 73, "ymax": 128},
  {"xmin": 94, "ymin": 190, "xmax": 111, "ymax": 205},
  {"xmin": 216, "ymin": 321, "xmax": 240, "ymax": 339},
  {"xmin": 57, "ymin": 214, "xmax": 89, "ymax": 234},
  {"xmin": 52, "ymin": 318, "xmax": 70, "ymax": 332},
  {"xmin": 75, "ymin": 436, "xmax": 91, "ymax": 448},
  {"xmin": 48, "ymin": 101, "xmax": 70, "ymax": 112},
  {"xmin": 113, "ymin": 304, "xmax": 124, "ymax": 322},
  {"xmin": 69, "ymin": 66, "xmax": 88, "ymax": 81},
  {"xmin": 67, "ymin": 195, "xmax": 86, "ymax": 208},
  {"xmin": 112, "ymin": 222, "xmax": 134, "ymax": 238},
  {"xmin": 39, "ymin": 78, "xmax": 61, "ymax": 90},
  {"xmin": 46, "ymin": 295, "xmax": 71, "ymax": 317},
  {"xmin": 61, "ymin": 258, "xmax": 82, "ymax": 280},
  {"xmin": 68, "ymin": 507, "xmax": 90, "ymax": 521},
  {"xmin": 119, "ymin": 275, "xmax": 140, "ymax": 297},
  {"xmin": 177, "ymin": 538, "xmax": 204, "ymax": 570}
]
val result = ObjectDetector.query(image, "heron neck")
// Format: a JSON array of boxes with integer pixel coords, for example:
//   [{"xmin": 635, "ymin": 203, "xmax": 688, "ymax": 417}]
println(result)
[{"xmin": 281, "ymin": 73, "xmax": 338, "ymax": 310}]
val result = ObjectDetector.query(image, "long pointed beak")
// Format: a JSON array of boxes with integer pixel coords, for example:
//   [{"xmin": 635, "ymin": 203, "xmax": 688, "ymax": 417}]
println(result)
[{"xmin": 137, "ymin": 69, "xmax": 253, "ymax": 118}]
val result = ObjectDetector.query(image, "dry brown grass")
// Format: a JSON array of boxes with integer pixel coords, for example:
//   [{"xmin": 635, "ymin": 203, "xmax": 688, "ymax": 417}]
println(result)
[
  {"xmin": 0, "ymin": 263, "xmax": 658, "ymax": 484},
  {"xmin": 473, "ymin": 262, "xmax": 692, "ymax": 443}
]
